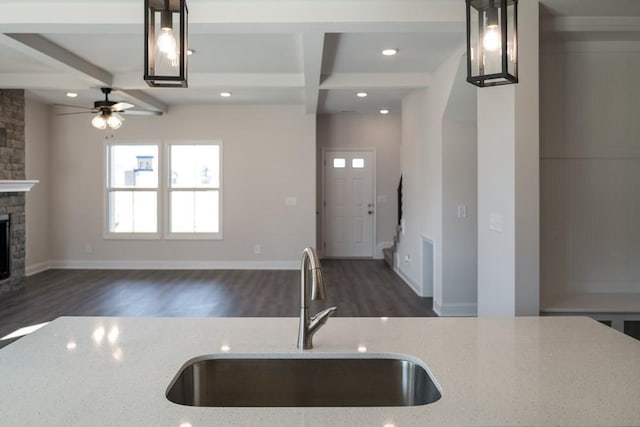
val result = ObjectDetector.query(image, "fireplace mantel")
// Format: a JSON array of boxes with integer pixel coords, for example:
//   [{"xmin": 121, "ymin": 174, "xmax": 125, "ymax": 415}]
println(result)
[{"xmin": 0, "ymin": 180, "xmax": 38, "ymax": 193}]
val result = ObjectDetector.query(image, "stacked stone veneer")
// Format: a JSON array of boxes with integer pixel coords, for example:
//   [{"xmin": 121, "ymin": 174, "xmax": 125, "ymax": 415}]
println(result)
[{"xmin": 0, "ymin": 89, "xmax": 26, "ymax": 296}]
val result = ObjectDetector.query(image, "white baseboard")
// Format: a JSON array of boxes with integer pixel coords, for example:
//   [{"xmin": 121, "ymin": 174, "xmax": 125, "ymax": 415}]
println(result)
[
  {"xmin": 26, "ymin": 261, "xmax": 51, "ymax": 276},
  {"xmin": 375, "ymin": 241, "xmax": 393, "ymax": 260},
  {"xmin": 47, "ymin": 259, "xmax": 299, "ymax": 270},
  {"xmin": 433, "ymin": 300, "xmax": 477, "ymax": 317},
  {"xmin": 393, "ymin": 266, "xmax": 422, "ymax": 296}
]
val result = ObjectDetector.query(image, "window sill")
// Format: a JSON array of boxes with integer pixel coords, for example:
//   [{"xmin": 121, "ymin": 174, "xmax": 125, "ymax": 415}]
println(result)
[
  {"xmin": 103, "ymin": 233, "xmax": 161, "ymax": 240},
  {"xmin": 164, "ymin": 233, "xmax": 223, "ymax": 241}
]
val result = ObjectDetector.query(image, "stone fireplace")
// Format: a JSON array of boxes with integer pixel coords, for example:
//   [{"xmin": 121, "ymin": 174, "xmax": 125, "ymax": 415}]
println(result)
[{"xmin": 0, "ymin": 89, "xmax": 26, "ymax": 296}]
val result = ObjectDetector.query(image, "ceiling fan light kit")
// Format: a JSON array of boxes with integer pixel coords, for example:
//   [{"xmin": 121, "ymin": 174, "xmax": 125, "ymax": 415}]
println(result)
[
  {"xmin": 91, "ymin": 111, "xmax": 123, "ymax": 130},
  {"xmin": 88, "ymin": 88, "xmax": 131, "ymax": 130},
  {"xmin": 144, "ymin": 0, "xmax": 189, "ymax": 88}
]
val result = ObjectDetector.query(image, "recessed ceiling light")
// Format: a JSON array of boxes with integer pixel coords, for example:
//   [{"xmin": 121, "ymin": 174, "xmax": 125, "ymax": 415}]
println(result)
[
  {"xmin": 66, "ymin": 92, "xmax": 78, "ymax": 98},
  {"xmin": 382, "ymin": 48, "xmax": 398, "ymax": 56},
  {"xmin": 380, "ymin": 109, "xmax": 390, "ymax": 115},
  {"xmin": 220, "ymin": 92, "xmax": 232, "ymax": 97},
  {"xmin": 356, "ymin": 92, "xmax": 368, "ymax": 98},
  {"xmin": 187, "ymin": 49, "xmax": 195, "ymax": 56}
]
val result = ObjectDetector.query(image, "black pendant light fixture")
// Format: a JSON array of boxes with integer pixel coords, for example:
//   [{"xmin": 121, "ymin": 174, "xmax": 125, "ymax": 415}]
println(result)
[
  {"xmin": 466, "ymin": 0, "xmax": 518, "ymax": 87},
  {"xmin": 144, "ymin": 0, "xmax": 188, "ymax": 87}
]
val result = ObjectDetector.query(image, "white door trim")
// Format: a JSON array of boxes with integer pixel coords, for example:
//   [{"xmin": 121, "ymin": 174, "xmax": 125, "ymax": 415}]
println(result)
[{"xmin": 321, "ymin": 147, "xmax": 377, "ymax": 258}]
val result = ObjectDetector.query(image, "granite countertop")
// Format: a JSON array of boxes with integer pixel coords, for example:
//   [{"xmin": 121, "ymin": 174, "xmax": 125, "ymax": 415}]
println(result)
[{"xmin": 1, "ymin": 316, "xmax": 639, "ymax": 426}]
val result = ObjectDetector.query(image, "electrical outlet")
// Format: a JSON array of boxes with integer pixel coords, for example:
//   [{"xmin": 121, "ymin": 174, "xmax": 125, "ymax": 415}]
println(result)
[
  {"xmin": 457, "ymin": 205, "xmax": 467, "ymax": 219},
  {"xmin": 84, "ymin": 244, "xmax": 93, "ymax": 254},
  {"xmin": 404, "ymin": 254, "xmax": 411, "ymax": 264},
  {"xmin": 254, "ymin": 244, "xmax": 261, "ymax": 255}
]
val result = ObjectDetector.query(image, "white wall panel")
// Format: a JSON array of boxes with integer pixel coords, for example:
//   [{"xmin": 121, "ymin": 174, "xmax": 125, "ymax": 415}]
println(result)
[{"xmin": 541, "ymin": 41, "xmax": 640, "ymax": 296}]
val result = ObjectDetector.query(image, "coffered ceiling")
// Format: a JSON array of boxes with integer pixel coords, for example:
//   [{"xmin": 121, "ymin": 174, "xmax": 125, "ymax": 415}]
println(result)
[{"xmin": 1, "ymin": 0, "xmax": 640, "ymax": 115}]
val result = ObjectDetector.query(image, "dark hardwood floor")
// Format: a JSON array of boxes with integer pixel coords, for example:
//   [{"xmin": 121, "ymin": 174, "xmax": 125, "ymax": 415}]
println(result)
[{"xmin": 0, "ymin": 259, "xmax": 435, "ymax": 348}]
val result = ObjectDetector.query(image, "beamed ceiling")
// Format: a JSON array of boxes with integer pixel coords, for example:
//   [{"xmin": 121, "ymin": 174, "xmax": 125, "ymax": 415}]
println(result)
[{"xmin": 1, "ymin": 0, "xmax": 640, "ymax": 115}]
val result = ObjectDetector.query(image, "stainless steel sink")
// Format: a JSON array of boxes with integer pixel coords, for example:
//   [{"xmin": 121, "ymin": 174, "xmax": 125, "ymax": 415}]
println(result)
[{"xmin": 166, "ymin": 354, "xmax": 441, "ymax": 407}]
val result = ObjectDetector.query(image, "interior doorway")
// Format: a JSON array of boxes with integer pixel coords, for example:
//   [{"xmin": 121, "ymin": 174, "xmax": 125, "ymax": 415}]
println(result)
[{"xmin": 322, "ymin": 149, "xmax": 375, "ymax": 258}]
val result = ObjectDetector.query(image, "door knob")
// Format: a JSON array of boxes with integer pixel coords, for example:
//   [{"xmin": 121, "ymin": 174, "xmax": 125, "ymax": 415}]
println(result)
[{"xmin": 368, "ymin": 210, "xmax": 373, "ymax": 215}]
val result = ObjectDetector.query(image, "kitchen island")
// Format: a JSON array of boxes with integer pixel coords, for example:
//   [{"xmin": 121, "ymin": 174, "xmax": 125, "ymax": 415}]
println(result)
[{"xmin": 0, "ymin": 316, "xmax": 639, "ymax": 426}]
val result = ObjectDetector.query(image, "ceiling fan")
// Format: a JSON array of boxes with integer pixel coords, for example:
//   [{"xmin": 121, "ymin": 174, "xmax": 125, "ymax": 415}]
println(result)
[{"xmin": 56, "ymin": 87, "xmax": 162, "ymax": 130}]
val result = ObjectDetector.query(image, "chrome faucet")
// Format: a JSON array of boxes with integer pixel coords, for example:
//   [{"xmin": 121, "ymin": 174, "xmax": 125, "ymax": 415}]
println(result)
[{"xmin": 297, "ymin": 247, "xmax": 337, "ymax": 350}]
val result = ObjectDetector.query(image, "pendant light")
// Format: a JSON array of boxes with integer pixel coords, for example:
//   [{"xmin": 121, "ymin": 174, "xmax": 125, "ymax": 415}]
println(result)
[
  {"xmin": 144, "ymin": 0, "xmax": 188, "ymax": 87},
  {"xmin": 466, "ymin": 0, "xmax": 518, "ymax": 87}
]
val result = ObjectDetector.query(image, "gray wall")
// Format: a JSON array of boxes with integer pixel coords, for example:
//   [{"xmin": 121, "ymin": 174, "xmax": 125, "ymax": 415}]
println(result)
[
  {"xmin": 25, "ymin": 95, "xmax": 50, "ymax": 275},
  {"xmin": 440, "ymin": 58, "xmax": 478, "ymax": 316},
  {"xmin": 40, "ymin": 104, "xmax": 316, "ymax": 269},
  {"xmin": 397, "ymin": 47, "xmax": 477, "ymax": 313}
]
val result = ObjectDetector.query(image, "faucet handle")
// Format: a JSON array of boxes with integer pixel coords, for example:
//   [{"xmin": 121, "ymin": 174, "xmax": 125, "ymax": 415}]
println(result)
[{"xmin": 311, "ymin": 306, "xmax": 337, "ymax": 322}]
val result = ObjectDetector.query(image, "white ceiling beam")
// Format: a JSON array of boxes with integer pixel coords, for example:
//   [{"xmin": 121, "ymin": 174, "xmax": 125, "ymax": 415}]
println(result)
[
  {"xmin": 113, "ymin": 71, "xmax": 432, "ymax": 91},
  {"xmin": 0, "ymin": 73, "xmax": 88, "ymax": 89},
  {"xmin": 1, "ymin": 33, "xmax": 112, "ymax": 86},
  {"xmin": 301, "ymin": 32, "xmax": 325, "ymax": 114},
  {"xmin": 321, "ymin": 73, "xmax": 432, "ymax": 89},
  {"xmin": 113, "ymin": 73, "xmax": 304, "ymax": 89},
  {"xmin": 111, "ymin": 90, "xmax": 168, "ymax": 114},
  {"xmin": 0, "ymin": 73, "xmax": 94, "ymax": 91},
  {"xmin": 1, "ymin": 33, "xmax": 167, "ymax": 113}
]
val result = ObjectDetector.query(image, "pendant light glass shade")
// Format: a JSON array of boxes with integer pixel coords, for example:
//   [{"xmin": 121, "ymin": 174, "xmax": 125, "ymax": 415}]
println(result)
[
  {"xmin": 144, "ymin": 0, "xmax": 188, "ymax": 87},
  {"xmin": 466, "ymin": 0, "xmax": 518, "ymax": 87}
]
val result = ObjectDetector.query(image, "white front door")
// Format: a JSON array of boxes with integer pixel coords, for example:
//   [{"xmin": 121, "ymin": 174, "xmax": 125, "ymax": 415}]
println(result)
[{"xmin": 324, "ymin": 150, "xmax": 374, "ymax": 257}]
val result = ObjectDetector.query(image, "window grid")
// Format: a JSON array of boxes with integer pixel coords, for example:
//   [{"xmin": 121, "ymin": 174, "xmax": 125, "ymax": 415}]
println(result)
[
  {"xmin": 167, "ymin": 142, "xmax": 222, "ymax": 238},
  {"xmin": 106, "ymin": 144, "xmax": 160, "ymax": 236},
  {"xmin": 105, "ymin": 141, "xmax": 222, "ymax": 239}
]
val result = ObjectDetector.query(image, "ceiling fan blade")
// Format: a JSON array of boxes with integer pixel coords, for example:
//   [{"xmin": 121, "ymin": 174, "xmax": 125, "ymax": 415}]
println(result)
[
  {"xmin": 111, "ymin": 112, "xmax": 125, "ymax": 121},
  {"xmin": 120, "ymin": 110, "xmax": 163, "ymax": 116},
  {"xmin": 53, "ymin": 103, "xmax": 90, "ymax": 110},
  {"xmin": 111, "ymin": 102, "xmax": 135, "ymax": 111},
  {"xmin": 56, "ymin": 111, "xmax": 93, "ymax": 116}
]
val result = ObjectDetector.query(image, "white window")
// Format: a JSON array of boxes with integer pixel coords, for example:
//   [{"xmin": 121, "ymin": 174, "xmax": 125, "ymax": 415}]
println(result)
[
  {"xmin": 105, "ymin": 141, "xmax": 222, "ymax": 239},
  {"xmin": 168, "ymin": 143, "xmax": 222, "ymax": 238},
  {"xmin": 106, "ymin": 144, "xmax": 159, "ymax": 236}
]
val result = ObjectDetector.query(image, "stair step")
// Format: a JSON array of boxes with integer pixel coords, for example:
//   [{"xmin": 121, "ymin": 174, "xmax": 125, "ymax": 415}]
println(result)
[{"xmin": 382, "ymin": 247, "xmax": 394, "ymax": 268}]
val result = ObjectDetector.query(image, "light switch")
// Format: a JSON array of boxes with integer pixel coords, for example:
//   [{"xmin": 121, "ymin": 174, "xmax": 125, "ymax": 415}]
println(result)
[
  {"xmin": 285, "ymin": 196, "xmax": 297, "ymax": 206},
  {"xmin": 457, "ymin": 205, "xmax": 467, "ymax": 219},
  {"xmin": 489, "ymin": 213, "xmax": 503, "ymax": 232},
  {"xmin": 377, "ymin": 194, "xmax": 388, "ymax": 203}
]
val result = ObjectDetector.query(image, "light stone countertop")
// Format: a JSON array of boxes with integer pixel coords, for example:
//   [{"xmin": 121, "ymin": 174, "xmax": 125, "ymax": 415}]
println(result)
[{"xmin": 1, "ymin": 316, "xmax": 639, "ymax": 427}]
